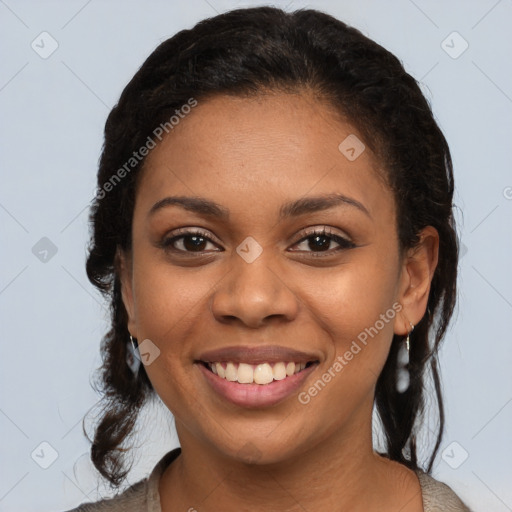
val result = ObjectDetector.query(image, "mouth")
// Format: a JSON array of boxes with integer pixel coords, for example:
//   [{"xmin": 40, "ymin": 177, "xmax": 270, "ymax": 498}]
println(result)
[
  {"xmin": 198, "ymin": 360, "xmax": 317, "ymax": 385},
  {"xmin": 195, "ymin": 345, "xmax": 320, "ymax": 408}
]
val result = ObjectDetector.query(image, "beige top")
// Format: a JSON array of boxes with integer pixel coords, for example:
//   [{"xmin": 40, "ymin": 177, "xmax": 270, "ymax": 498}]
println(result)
[{"xmin": 63, "ymin": 448, "xmax": 472, "ymax": 511}]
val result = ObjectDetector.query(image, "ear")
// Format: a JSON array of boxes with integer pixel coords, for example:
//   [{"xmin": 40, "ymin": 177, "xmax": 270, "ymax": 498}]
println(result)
[
  {"xmin": 394, "ymin": 226, "xmax": 439, "ymax": 335},
  {"xmin": 116, "ymin": 247, "xmax": 137, "ymax": 338}
]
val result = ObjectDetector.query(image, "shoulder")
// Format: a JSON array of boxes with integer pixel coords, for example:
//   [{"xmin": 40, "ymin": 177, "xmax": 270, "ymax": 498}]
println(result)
[
  {"xmin": 60, "ymin": 448, "xmax": 181, "ymax": 512},
  {"xmin": 415, "ymin": 470, "xmax": 472, "ymax": 512},
  {"xmin": 61, "ymin": 479, "xmax": 147, "ymax": 512}
]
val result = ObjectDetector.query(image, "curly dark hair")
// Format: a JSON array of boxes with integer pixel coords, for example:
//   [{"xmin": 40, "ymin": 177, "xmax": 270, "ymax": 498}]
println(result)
[{"xmin": 83, "ymin": 6, "xmax": 458, "ymax": 488}]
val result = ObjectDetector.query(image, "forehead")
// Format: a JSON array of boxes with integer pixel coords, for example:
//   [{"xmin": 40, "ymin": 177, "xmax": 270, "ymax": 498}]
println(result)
[{"xmin": 136, "ymin": 91, "xmax": 394, "ymax": 224}]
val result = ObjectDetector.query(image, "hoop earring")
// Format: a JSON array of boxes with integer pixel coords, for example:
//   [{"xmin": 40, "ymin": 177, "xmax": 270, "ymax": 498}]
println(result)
[
  {"xmin": 396, "ymin": 323, "xmax": 414, "ymax": 393},
  {"xmin": 126, "ymin": 335, "xmax": 141, "ymax": 376}
]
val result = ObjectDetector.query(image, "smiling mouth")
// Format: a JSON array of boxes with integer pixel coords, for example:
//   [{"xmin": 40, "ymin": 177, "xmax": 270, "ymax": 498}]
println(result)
[{"xmin": 199, "ymin": 360, "xmax": 318, "ymax": 385}]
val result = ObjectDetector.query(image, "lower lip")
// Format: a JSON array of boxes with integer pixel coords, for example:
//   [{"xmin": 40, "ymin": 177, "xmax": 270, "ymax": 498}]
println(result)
[{"xmin": 197, "ymin": 363, "xmax": 317, "ymax": 408}]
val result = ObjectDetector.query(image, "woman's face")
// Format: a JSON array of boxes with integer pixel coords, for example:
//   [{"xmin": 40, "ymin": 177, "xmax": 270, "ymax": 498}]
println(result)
[{"xmin": 120, "ymin": 91, "xmax": 433, "ymax": 464}]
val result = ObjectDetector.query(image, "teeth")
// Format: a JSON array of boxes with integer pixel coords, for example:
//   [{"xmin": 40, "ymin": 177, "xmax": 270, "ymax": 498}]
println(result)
[
  {"xmin": 225, "ymin": 362, "xmax": 237, "ymax": 382},
  {"xmin": 206, "ymin": 361, "xmax": 311, "ymax": 385},
  {"xmin": 272, "ymin": 362, "xmax": 287, "ymax": 380},
  {"xmin": 237, "ymin": 363, "xmax": 254, "ymax": 384},
  {"xmin": 216, "ymin": 362, "xmax": 225, "ymax": 378},
  {"xmin": 254, "ymin": 363, "xmax": 273, "ymax": 384}
]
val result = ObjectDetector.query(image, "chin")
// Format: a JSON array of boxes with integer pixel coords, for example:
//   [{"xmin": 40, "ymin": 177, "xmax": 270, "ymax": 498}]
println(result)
[{"xmin": 207, "ymin": 427, "xmax": 313, "ymax": 467}]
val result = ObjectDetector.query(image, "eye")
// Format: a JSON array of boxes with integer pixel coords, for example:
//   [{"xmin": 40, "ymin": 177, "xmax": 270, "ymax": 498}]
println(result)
[
  {"xmin": 159, "ymin": 226, "xmax": 356, "ymax": 257},
  {"xmin": 290, "ymin": 227, "xmax": 356, "ymax": 256},
  {"xmin": 160, "ymin": 228, "xmax": 222, "ymax": 254}
]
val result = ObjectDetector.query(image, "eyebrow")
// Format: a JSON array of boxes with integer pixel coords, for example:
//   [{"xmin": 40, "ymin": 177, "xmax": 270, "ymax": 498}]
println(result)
[{"xmin": 148, "ymin": 193, "xmax": 371, "ymax": 220}]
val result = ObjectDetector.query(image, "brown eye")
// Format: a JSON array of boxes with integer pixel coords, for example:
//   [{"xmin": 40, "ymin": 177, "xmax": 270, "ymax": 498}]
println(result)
[
  {"xmin": 161, "ymin": 229, "xmax": 221, "ymax": 254},
  {"xmin": 291, "ymin": 227, "xmax": 356, "ymax": 255}
]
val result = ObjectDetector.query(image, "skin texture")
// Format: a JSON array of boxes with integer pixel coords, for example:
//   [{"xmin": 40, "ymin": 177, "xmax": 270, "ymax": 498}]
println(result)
[{"xmin": 119, "ymin": 91, "xmax": 438, "ymax": 511}]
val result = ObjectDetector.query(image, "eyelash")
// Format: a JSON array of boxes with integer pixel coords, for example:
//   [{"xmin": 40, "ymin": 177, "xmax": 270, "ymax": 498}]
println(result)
[{"xmin": 159, "ymin": 227, "xmax": 356, "ymax": 257}]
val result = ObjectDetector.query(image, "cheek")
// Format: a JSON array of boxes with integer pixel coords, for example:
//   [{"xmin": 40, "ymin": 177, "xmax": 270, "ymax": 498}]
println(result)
[
  {"xmin": 130, "ymin": 255, "xmax": 219, "ymax": 378},
  {"xmin": 133, "ymin": 255, "xmax": 205, "ymax": 328},
  {"xmin": 292, "ymin": 265, "xmax": 400, "ymax": 438},
  {"xmin": 307, "ymin": 251, "xmax": 398, "ymax": 326},
  {"xmin": 299, "ymin": 250, "xmax": 400, "ymax": 376},
  {"xmin": 130, "ymin": 258, "xmax": 213, "ymax": 414}
]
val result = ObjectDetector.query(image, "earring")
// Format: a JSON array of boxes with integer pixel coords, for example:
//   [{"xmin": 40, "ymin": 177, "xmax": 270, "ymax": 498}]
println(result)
[
  {"xmin": 396, "ymin": 323, "xmax": 414, "ymax": 393},
  {"xmin": 126, "ymin": 335, "xmax": 141, "ymax": 376}
]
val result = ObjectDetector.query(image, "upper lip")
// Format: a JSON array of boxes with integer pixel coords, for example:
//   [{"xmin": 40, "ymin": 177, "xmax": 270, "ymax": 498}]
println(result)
[{"xmin": 197, "ymin": 345, "xmax": 320, "ymax": 365}]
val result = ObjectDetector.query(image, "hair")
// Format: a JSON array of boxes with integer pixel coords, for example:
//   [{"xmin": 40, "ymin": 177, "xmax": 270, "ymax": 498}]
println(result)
[{"xmin": 84, "ymin": 6, "xmax": 458, "ymax": 487}]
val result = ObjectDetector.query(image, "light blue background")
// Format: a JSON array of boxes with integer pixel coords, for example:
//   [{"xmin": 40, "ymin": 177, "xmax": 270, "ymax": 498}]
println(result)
[{"xmin": 1, "ymin": 1, "xmax": 511, "ymax": 510}]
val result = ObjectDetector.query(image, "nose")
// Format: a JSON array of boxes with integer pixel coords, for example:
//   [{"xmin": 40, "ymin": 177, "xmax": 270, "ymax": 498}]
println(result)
[{"xmin": 209, "ymin": 249, "xmax": 300, "ymax": 329}]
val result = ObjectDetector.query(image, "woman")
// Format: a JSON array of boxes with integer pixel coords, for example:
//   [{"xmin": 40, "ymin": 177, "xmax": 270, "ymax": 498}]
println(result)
[{"xmin": 65, "ymin": 6, "xmax": 471, "ymax": 511}]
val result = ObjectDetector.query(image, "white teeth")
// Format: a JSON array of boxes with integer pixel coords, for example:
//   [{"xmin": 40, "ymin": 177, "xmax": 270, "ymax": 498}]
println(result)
[
  {"xmin": 272, "ymin": 362, "xmax": 287, "ymax": 380},
  {"xmin": 237, "ymin": 363, "xmax": 254, "ymax": 384},
  {"xmin": 206, "ymin": 361, "xmax": 312, "ymax": 385},
  {"xmin": 253, "ymin": 363, "xmax": 273, "ymax": 384},
  {"xmin": 225, "ymin": 362, "xmax": 237, "ymax": 382},
  {"xmin": 216, "ymin": 362, "xmax": 225, "ymax": 378}
]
